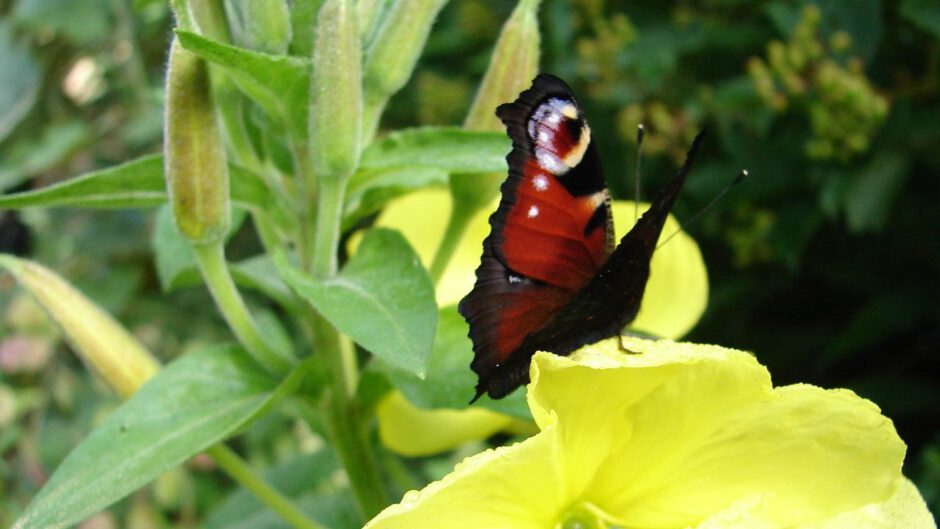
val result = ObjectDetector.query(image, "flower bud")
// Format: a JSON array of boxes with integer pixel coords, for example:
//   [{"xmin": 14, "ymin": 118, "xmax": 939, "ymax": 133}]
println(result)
[
  {"xmin": 0, "ymin": 256, "xmax": 159, "ymax": 397},
  {"xmin": 310, "ymin": 0, "xmax": 362, "ymax": 179},
  {"xmin": 164, "ymin": 37, "xmax": 231, "ymax": 245},
  {"xmin": 361, "ymin": 0, "xmax": 447, "ymax": 139},
  {"xmin": 451, "ymin": 0, "xmax": 541, "ymax": 211}
]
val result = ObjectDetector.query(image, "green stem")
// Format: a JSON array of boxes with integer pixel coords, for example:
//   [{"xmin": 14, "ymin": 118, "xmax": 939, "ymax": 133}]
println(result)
[
  {"xmin": 208, "ymin": 444, "xmax": 325, "ymax": 529},
  {"xmin": 193, "ymin": 241, "xmax": 294, "ymax": 375},
  {"xmin": 310, "ymin": 313, "xmax": 387, "ymax": 518},
  {"xmin": 311, "ymin": 176, "xmax": 346, "ymax": 278},
  {"xmin": 428, "ymin": 198, "xmax": 476, "ymax": 284},
  {"xmin": 360, "ymin": 91, "xmax": 385, "ymax": 148},
  {"xmin": 307, "ymin": 169, "xmax": 387, "ymax": 516},
  {"xmin": 290, "ymin": 139, "xmax": 316, "ymax": 271}
]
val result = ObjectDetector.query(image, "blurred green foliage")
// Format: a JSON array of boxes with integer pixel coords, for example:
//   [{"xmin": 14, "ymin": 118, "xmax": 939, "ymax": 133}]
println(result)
[{"xmin": 1, "ymin": 0, "xmax": 938, "ymax": 526}]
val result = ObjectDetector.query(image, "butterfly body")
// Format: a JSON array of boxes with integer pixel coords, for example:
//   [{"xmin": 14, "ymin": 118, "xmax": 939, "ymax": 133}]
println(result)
[{"xmin": 459, "ymin": 74, "xmax": 703, "ymax": 401}]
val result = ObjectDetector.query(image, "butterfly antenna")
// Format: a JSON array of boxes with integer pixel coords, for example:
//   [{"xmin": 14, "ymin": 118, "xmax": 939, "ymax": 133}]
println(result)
[
  {"xmin": 657, "ymin": 169, "xmax": 748, "ymax": 249},
  {"xmin": 634, "ymin": 124, "xmax": 645, "ymax": 222}
]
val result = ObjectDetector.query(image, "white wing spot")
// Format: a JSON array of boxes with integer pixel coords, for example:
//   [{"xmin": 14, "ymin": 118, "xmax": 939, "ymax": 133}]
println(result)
[
  {"xmin": 536, "ymin": 151, "xmax": 567, "ymax": 174},
  {"xmin": 533, "ymin": 175, "xmax": 549, "ymax": 191},
  {"xmin": 527, "ymin": 205, "xmax": 539, "ymax": 218},
  {"xmin": 508, "ymin": 274, "xmax": 523, "ymax": 284}
]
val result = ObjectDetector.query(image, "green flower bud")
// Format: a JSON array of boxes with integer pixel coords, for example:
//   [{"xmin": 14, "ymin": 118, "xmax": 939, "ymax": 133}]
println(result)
[
  {"xmin": 310, "ymin": 0, "xmax": 362, "ymax": 180},
  {"xmin": 240, "ymin": 0, "xmax": 293, "ymax": 55},
  {"xmin": 0, "ymin": 256, "xmax": 160, "ymax": 398},
  {"xmin": 164, "ymin": 37, "xmax": 231, "ymax": 245},
  {"xmin": 361, "ymin": 0, "xmax": 448, "ymax": 140},
  {"xmin": 451, "ymin": 0, "xmax": 542, "ymax": 211}
]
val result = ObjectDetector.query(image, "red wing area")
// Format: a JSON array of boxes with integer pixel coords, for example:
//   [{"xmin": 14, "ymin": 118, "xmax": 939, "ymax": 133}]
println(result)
[
  {"xmin": 491, "ymin": 75, "xmax": 613, "ymax": 291},
  {"xmin": 460, "ymin": 249, "xmax": 573, "ymax": 399},
  {"xmin": 499, "ymin": 158, "xmax": 609, "ymax": 290},
  {"xmin": 459, "ymin": 74, "xmax": 614, "ymax": 401}
]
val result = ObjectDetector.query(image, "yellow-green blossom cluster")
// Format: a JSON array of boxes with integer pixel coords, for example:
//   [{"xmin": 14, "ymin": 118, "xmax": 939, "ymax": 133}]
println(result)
[{"xmin": 748, "ymin": 5, "xmax": 889, "ymax": 160}]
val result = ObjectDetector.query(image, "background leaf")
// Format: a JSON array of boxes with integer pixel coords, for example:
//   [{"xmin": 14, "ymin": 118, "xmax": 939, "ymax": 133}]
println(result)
[
  {"xmin": 0, "ymin": 22, "xmax": 41, "ymax": 142},
  {"xmin": 280, "ymin": 228, "xmax": 437, "ymax": 377},
  {"xmin": 359, "ymin": 127, "xmax": 508, "ymax": 174},
  {"xmin": 12, "ymin": 344, "xmax": 280, "ymax": 529}
]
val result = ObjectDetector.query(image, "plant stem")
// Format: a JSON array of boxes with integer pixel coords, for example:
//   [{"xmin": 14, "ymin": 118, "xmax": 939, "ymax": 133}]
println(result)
[
  {"xmin": 311, "ymin": 314, "xmax": 387, "ymax": 518},
  {"xmin": 193, "ymin": 241, "xmax": 294, "ymax": 375},
  {"xmin": 290, "ymin": 139, "xmax": 316, "ymax": 271},
  {"xmin": 428, "ymin": 198, "xmax": 476, "ymax": 284},
  {"xmin": 307, "ymin": 169, "xmax": 387, "ymax": 516},
  {"xmin": 311, "ymin": 176, "xmax": 346, "ymax": 277},
  {"xmin": 207, "ymin": 444, "xmax": 325, "ymax": 529}
]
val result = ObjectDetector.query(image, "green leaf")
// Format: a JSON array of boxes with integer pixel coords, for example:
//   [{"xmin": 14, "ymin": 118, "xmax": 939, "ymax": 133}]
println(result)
[
  {"xmin": 844, "ymin": 153, "xmax": 908, "ymax": 233},
  {"xmin": 0, "ymin": 22, "xmax": 40, "ymax": 141},
  {"xmin": 279, "ymin": 228, "xmax": 437, "ymax": 376},
  {"xmin": 0, "ymin": 155, "xmax": 290, "ymax": 224},
  {"xmin": 12, "ymin": 0, "xmax": 110, "ymax": 45},
  {"xmin": 359, "ymin": 127, "xmax": 509, "ymax": 174},
  {"xmin": 153, "ymin": 205, "xmax": 200, "ymax": 290},
  {"xmin": 380, "ymin": 306, "xmax": 530, "ymax": 419},
  {"xmin": 901, "ymin": 0, "xmax": 940, "ymax": 39},
  {"xmin": 343, "ymin": 166, "xmax": 448, "ymax": 229},
  {"xmin": 0, "ymin": 121, "xmax": 90, "ymax": 191},
  {"xmin": 12, "ymin": 344, "xmax": 282, "ymax": 529},
  {"xmin": 175, "ymin": 29, "xmax": 310, "ymax": 138},
  {"xmin": 231, "ymin": 255, "xmax": 298, "ymax": 312},
  {"xmin": 288, "ymin": 0, "xmax": 323, "ymax": 57},
  {"xmin": 0, "ymin": 155, "xmax": 166, "ymax": 209}
]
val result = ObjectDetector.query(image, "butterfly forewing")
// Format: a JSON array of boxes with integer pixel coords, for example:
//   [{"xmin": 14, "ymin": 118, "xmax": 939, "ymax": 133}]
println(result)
[{"xmin": 459, "ymin": 74, "xmax": 615, "ymax": 400}]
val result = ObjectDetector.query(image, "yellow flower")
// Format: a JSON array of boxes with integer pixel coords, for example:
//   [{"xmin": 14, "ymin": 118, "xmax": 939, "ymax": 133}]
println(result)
[
  {"xmin": 366, "ymin": 338, "xmax": 934, "ymax": 528},
  {"xmin": 371, "ymin": 188, "xmax": 707, "ymax": 456}
]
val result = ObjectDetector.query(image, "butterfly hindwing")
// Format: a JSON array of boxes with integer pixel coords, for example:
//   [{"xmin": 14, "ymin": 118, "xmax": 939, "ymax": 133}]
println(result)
[{"xmin": 459, "ymin": 74, "xmax": 614, "ymax": 400}]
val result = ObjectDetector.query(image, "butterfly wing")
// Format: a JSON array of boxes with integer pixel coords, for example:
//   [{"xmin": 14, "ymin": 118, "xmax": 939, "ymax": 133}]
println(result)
[{"xmin": 458, "ymin": 74, "xmax": 614, "ymax": 401}]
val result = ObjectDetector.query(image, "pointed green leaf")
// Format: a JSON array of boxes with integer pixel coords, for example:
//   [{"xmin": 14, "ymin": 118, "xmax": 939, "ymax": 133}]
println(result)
[
  {"xmin": 12, "ymin": 344, "xmax": 281, "ymax": 529},
  {"xmin": 359, "ymin": 127, "xmax": 509, "ymax": 174},
  {"xmin": 175, "ymin": 29, "xmax": 310, "ymax": 137},
  {"xmin": 0, "ymin": 155, "xmax": 291, "ymax": 227},
  {"xmin": 279, "ymin": 229, "xmax": 436, "ymax": 376},
  {"xmin": 0, "ymin": 155, "xmax": 167, "ymax": 209}
]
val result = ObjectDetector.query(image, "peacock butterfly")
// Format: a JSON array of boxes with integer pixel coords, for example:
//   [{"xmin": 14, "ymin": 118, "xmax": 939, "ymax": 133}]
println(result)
[{"xmin": 458, "ymin": 74, "xmax": 704, "ymax": 402}]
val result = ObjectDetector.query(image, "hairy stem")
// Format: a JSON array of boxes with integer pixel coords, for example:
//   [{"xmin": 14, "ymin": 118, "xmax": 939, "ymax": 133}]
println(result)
[{"xmin": 193, "ymin": 242, "xmax": 293, "ymax": 375}]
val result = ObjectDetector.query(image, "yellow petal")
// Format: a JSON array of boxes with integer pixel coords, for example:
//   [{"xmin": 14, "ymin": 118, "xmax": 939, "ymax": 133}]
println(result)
[
  {"xmin": 809, "ymin": 477, "xmax": 936, "ymax": 529},
  {"xmin": 528, "ymin": 337, "xmax": 908, "ymax": 528},
  {"xmin": 612, "ymin": 201, "xmax": 708, "ymax": 339},
  {"xmin": 691, "ymin": 478, "xmax": 936, "ymax": 529},
  {"xmin": 364, "ymin": 430, "xmax": 563, "ymax": 529},
  {"xmin": 376, "ymin": 391, "xmax": 514, "ymax": 457}
]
